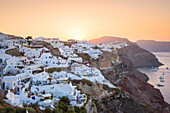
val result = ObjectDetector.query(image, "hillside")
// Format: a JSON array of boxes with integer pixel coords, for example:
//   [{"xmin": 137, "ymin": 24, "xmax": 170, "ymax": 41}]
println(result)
[
  {"xmin": 136, "ymin": 40, "xmax": 170, "ymax": 52},
  {"xmin": 90, "ymin": 36, "xmax": 163, "ymax": 68},
  {"xmin": 89, "ymin": 36, "xmax": 130, "ymax": 44}
]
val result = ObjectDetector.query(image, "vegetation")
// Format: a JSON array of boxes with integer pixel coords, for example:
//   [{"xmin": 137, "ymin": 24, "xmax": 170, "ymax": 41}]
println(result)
[
  {"xmin": 15, "ymin": 107, "xmax": 26, "ymax": 113},
  {"xmin": 139, "ymin": 103, "xmax": 147, "ymax": 107},
  {"xmin": 59, "ymin": 96, "xmax": 70, "ymax": 105},
  {"xmin": 0, "ymin": 107, "xmax": 29, "ymax": 113},
  {"xmin": 54, "ymin": 47, "xmax": 59, "ymax": 51},
  {"xmin": 57, "ymin": 101, "xmax": 69, "ymax": 112},
  {"xmin": 46, "ymin": 68, "xmax": 61, "ymax": 73},
  {"xmin": 25, "ymin": 107, "xmax": 37, "ymax": 113},
  {"xmin": 53, "ymin": 107, "xmax": 63, "ymax": 113},
  {"xmin": 40, "ymin": 66, "xmax": 44, "ymax": 71},
  {"xmin": 93, "ymin": 46, "xmax": 100, "ymax": 49},
  {"xmin": 103, "ymin": 84, "xmax": 114, "ymax": 91},
  {"xmin": 72, "ymin": 79, "xmax": 93, "ymax": 86},
  {"xmin": 0, "ymin": 95, "xmax": 88, "ymax": 113},
  {"xmin": 25, "ymin": 36, "xmax": 32, "ymax": 40},
  {"xmin": 44, "ymin": 107, "xmax": 53, "ymax": 113},
  {"xmin": 22, "ymin": 103, "xmax": 39, "ymax": 109},
  {"xmin": 74, "ymin": 106, "xmax": 87, "ymax": 113},
  {"xmin": 0, "ymin": 107, "xmax": 15, "ymax": 113},
  {"xmin": 25, "ymin": 88, "xmax": 28, "ymax": 92}
]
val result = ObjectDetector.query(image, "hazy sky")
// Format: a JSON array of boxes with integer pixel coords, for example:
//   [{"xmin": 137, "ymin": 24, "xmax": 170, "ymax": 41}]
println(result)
[{"xmin": 1, "ymin": 0, "xmax": 170, "ymax": 41}]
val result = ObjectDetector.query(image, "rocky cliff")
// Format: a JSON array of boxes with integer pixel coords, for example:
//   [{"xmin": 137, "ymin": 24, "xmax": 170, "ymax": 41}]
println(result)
[
  {"xmin": 118, "ymin": 43, "xmax": 163, "ymax": 68},
  {"xmin": 77, "ymin": 48, "xmax": 169, "ymax": 112},
  {"xmin": 38, "ymin": 40, "xmax": 169, "ymax": 113},
  {"xmin": 90, "ymin": 36, "xmax": 163, "ymax": 68}
]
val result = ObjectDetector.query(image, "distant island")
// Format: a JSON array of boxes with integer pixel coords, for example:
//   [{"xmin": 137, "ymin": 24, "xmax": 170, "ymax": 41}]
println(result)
[{"xmin": 136, "ymin": 40, "xmax": 170, "ymax": 52}]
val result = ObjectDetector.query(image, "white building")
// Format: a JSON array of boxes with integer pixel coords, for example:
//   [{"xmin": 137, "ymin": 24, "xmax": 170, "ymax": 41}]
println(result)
[
  {"xmin": 1, "ymin": 76, "xmax": 21, "ymax": 90},
  {"xmin": 41, "ymin": 53, "xmax": 69, "ymax": 67},
  {"xmin": 34, "ymin": 37, "xmax": 45, "ymax": 41},
  {"xmin": 31, "ymin": 82, "xmax": 86, "ymax": 106},
  {"xmin": 3, "ymin": 57, "xmax": 23, "ymax": 74},
  {"xmin": 0, "ymin": 33, "xmax": 8, "ymax": 48},
  {"xmin": 32, "ymin": 72, "xmax": 50, "ymax": 85},
  {"xmin": 51, "ymin": 40, "xmax": 64, "ymax": 48},
  {"xmin": 104, "ymin": 42, "xmax": 129, "ymax": 49}
]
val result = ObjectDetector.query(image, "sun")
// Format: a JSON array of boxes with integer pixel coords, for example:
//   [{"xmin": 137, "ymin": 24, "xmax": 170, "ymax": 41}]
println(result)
[{"xmin": 67, "ymin": 27, "xmax": 86, "ymax": 40}]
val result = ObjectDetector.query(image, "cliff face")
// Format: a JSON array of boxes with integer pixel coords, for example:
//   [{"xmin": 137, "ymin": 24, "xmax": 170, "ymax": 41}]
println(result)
[
  {"xmin": 121, "ymin": 74, "xmax": 170, "ymax": 113},
  {"xmin": 34, "ymin": 40, "xmax": 168, "ymax": 112},
  {"xmin": 90, "ymin": 36, "xmax": 163, "ymax": 68},
  {"xmin": 83, "ymin": 49, "xmax": 169, "ymax": 112},
  {"xmin": 72, "ymin": 73, "xmax": 170, "ymax": 113},
  {"xmin": 122, "ymin": 74, "xmax": 165, "ymax": 105},
  {"xmin": 118, "ymin": 43, "xmax": 163, "ymax": 68}
]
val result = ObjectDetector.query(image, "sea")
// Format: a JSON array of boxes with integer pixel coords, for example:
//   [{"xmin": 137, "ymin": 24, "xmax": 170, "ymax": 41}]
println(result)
[{"xmin": 137, "ymin": 52, "xmax": 170, "ymax": 104}]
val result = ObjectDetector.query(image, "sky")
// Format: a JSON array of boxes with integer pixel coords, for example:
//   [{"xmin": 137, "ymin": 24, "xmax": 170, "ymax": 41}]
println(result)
[{"xmin": 1, "ymin": 0, "xmax": 170, "ymax": 41}]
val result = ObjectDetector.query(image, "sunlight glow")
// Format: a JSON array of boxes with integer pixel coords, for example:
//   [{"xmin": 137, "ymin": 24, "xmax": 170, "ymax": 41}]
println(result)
[{"xmin": 67, "ymin": 27, "xmax": 87, "ymax": 40}]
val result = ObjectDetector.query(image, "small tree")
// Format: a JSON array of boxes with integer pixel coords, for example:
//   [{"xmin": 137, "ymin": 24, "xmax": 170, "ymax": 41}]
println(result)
[
  {"xmin": 53, "ymin": 107, "xmax": 63, "ymax": 113},
  {"xmin": 59, "ymin": 96, "xmax": 70, "ymax": 105},
  {"xmin": 44, "ymin": 107, "xmax": 52, "ymax": 113},
  {"xmin": 26, "ymin": 36, "xmax": 32, "ymax": 40},
  {"xmin": 25, "ymin": 88, "xmax": 28, "ymax": 92},
  {"xmin": 16, "ymin": 107, "xmax": 26, "ymax": 113},
  {"xmin": 57, "ymin": 101, "xmax": 68, "ymax": 112}
]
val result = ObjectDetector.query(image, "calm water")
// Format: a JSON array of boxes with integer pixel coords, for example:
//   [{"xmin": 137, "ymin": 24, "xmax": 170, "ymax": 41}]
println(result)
[{"xmin": 137, "ymin": 52, "xmax": 170, "ymax": 104}]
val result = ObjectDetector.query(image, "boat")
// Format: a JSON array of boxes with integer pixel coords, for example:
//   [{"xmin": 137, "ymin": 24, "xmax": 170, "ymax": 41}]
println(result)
[
  {"xmin": 159, "ymin": 76, "xmax": 164, "ymax": 79},
  {"xmin": 162, "ymin": 73, "xmax": 165, "ymax": 75},
  {"xmin": 157, "ymin": 83, "xmax": 164, "ymax": 87},
  {"xmin": 166, "ymin": 67, "xmax": 169, "ymax": 69},
  {"xmin": 160, "ymin": 79, "xmax": 165, "ymax": 82},
  {"xmin": 151, "ymin": 67, "xmax": 158, "ymax": 71}
]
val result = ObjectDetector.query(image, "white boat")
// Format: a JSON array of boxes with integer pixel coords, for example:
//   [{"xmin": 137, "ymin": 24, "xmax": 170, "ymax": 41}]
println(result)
[
  {"xmin": 157, "ymin": 83, "xmax": 164, "ymax": 87},
  {"xmin": 151, "ymin": 67, "xmax": 158, "ymax": 71},
  {"xmin": 159, "ymin": 76, "xmax": 164, "ymax": 79}
]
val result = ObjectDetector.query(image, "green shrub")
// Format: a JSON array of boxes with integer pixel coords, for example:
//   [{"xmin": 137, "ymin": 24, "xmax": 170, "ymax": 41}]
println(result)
[
  {"xmin": 57, "ymin": 101, "xmax": 68, "ymax": 112},
  {"xmin": 40, "ymin": 66, "xmax": 44, "ymax": 71},
  {"xmin": 16, "ymin": 107, "xmax": 26, "ymax": 113},
  {"xmin": 44, "ymin": 107, "xmax": 52, "ymax": 113},
  {"xmin": 74, "ymin": 106, "xmax": 87, "ymax": 113},
  {"xmin": 59, "ymin": 96, "xmax": 70, "ymax": 105},
  {"xmin": 25, "ymin": 88, "xmax": 28, "ymax": 92},
  {"xmin": 0, "ymin": 107, "xmax": 14, "ymax": 113},
  {"xmin": 25, "ymin": 107, "xmax": 36, "ymax": 113},
  {"xmin": 53, "ymin": 107, "xmax": 63, "ymax": 113}
]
